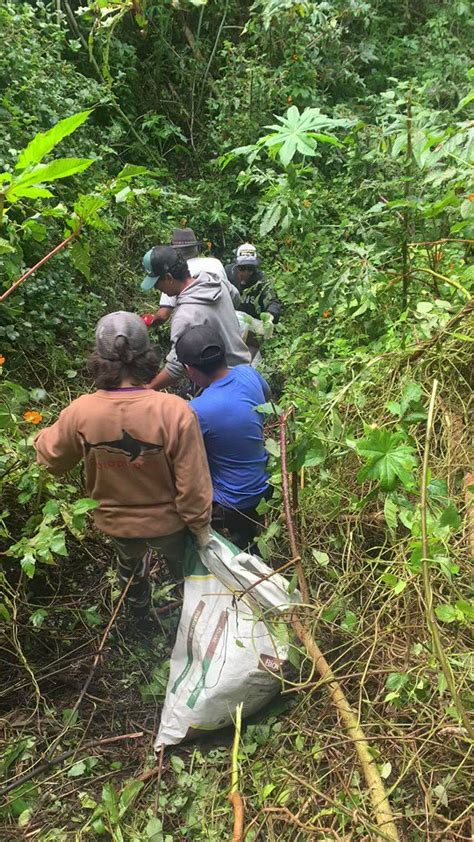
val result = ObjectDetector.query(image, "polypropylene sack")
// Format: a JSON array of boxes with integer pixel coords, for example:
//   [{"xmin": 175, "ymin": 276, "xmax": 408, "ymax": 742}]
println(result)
[
  {"xmin": 236, "ymin": 311, "xmax": 274, "ymax": 342},
  {"xmin": 155, "ymin": 532, "xmax": 299, "ymax": 748}
]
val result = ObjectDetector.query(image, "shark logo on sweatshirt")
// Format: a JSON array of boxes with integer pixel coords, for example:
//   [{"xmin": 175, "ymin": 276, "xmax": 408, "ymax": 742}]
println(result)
[{"xmin": 80, "ymin": 430, "xmax": 163, "ymax": 462}]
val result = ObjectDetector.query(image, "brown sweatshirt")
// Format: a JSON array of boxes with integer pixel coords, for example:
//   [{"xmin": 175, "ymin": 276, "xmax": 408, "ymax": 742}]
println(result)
[{"xmin": 34, "ymin": 389, "xmax": 213, "ymax": 538}]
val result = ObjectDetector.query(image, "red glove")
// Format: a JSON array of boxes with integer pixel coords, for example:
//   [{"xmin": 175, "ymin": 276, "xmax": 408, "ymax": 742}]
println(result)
[{"xmin": 140, "ymin": 313, "xmax": 155, "ymax": 327}]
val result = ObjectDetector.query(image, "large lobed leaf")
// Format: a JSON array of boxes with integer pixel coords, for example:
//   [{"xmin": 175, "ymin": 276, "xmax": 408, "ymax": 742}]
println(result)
[{"xmin": 356, "ymin": 428, "xmax": 418, "ymax": 491}]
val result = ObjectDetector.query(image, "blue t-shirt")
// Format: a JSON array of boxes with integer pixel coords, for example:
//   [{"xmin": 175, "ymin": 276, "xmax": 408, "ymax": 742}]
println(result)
[{"xmin": 190, "ymin": 365, "xmax": 270, "ymax": 509}]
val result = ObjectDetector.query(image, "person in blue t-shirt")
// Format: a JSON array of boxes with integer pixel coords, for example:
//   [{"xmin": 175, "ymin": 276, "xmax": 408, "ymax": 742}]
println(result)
[{"xmin": 175, "ymin": 324, "xmax": 271, "ymax": 550}]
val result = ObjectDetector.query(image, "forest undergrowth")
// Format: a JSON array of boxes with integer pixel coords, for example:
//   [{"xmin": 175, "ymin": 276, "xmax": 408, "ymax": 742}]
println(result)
[{"xmin": 1, "ymin": 0, "xmax": 473, "ymax": 839}]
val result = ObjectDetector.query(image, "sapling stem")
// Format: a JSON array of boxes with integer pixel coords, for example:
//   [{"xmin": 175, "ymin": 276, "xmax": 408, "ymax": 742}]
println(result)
[
  {"xmin": 420, "ymin": 380, "xmax": 473, "ymax": 738},
  {"xmin": 229, "ymin": 703, "xmax": 244, "ymax": 841}
]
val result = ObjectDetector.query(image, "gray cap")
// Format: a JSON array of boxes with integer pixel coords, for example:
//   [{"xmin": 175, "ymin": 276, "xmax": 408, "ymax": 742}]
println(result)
[{"xmin": 95, "ymin": 311, "xmax": 150, "ymax": 361}]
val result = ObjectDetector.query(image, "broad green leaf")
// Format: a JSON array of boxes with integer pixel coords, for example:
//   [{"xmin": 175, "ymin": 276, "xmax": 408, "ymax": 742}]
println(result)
[
  {"xmin": 259, "ymin": 202, "xmax": 282, "ymax": 236},
  {"xmin": 16, "ymin": 110, "xmax": 92, "ymax": 169},
  {"xmin": 380, "ymin": 761, "xmax": 392, "ymax": 779},
  {"xmin": 29, "ymin": 609, "xmax": 48, "ymax": 628},
  {"xmin": 7, "ymin": 158, "xmax": 94, "ymax": 198},
  {"xmin": 68, "ymin": 760, "xmax": 86, "ymax": 777},
  {"xmin": 146, "ymin": 817, "xmax": 164, "ymax": 840},
  {"xmin": 384, "ymin": 496, "xmax": 398, "ymax": 532},
  {"xmin": 118, "ymin": 780, "xmax": 143, "ymax": 816},
  {"xmin": 0, "ymin": 237, "xmax": 15, "ymax": 255},
  {"xmin": 116, "ymin": 163, "xmax": 149, "ymax": 180},
  {"xmin": 73, "ymin": 194, "xmax": 107, "ymax": 220},
  {"xmin": 5, "ymin": 186, "xmax": 54, "ymax": 201},
  {"xmin": 70, "ymin": 240, "xmax": 90, "ymax": 280},
  {"xmin": 356, "ymin": 429, "xmax": 417, "ymax": 491},
  {"xmin": 82, "ymin": 606, "xmax": 102, "ymax": 626},
  {"xmin": 101, "ymin": 782, "xmax": 119, "ymax": 823},
  {"xmin": 265, "ymin": 437, "xmax": 280, "ymax": 458},
  {"xmin": 312, "ymin": 549, "xmax": 329, "ymax": 566},
  {"xmin": 63, "ymin": 707, "xmax": 79, "ymax": 726},
  {"xmin": 439, "ymin": 503, "xmax": 461, "ymax": 530},
  {"xmin": 50, "ymin": 530, "xmax": 68, "ymax": 556},
  {"xmin": 21, "ymin": 554, "xmax": 36, "ymax": 579},
  {"xmin": 435, "ymin": 603, "xmax": 459, "ymax": 623}
]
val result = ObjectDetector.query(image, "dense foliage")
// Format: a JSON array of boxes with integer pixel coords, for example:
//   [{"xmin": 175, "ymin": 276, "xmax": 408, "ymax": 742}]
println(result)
[{"xmin": 1, "ymin": 0, "xmax": 472, "ymax": 839}]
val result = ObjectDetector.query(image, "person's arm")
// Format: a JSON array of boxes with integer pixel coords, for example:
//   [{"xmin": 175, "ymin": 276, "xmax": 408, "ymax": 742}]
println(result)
[
  {"xmin": 152, "ymin": 306, "xmax": 173, "ymax": 325},
  {"xmin": 222, "ymin": 276, "xmax": 241, "ymax": 308},
  {"xmin": 170, "ymin": 408, "xmax": 213, "ymax": 536},
  {"xmin": 34, "ymin": 405, "xmax": 83, "ymax": 475},
  {"xmin": 146, "ymin": 367, "xmax": 177, "ymax": 391}
]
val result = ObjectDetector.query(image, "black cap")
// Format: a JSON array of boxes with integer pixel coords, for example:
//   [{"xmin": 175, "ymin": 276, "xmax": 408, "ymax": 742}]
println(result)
[
  {"xmin": 175, "ymin": 325, "xmax": 225, "ymax": 367},
  {"xmin": 141, "ymin": 245, "xmax": 186, "ymax": 290}
]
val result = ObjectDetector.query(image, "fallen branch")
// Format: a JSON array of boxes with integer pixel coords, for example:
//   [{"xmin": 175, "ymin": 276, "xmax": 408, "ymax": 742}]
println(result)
[
  {"xmin": 0, "ymin": 731, "xmax": 143, "ymax": 799},
  {"xmin": 420, "ymin": 381, "xmax": 473, "ymax": 738},
  {"xmin": 229, "ymin": 703, "xmax": 244, "ymax": 842},
  {"xmin": 0, "ymin": 230, "xmax": 81, "ymax": 303},
  {"xmin": 280, "ymin": 413, "xmax": 400, "ymax": 842}
]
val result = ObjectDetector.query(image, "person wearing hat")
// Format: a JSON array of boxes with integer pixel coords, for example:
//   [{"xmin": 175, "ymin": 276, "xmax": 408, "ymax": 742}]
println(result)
[
  {"xmin": 141, "ymin": 246, "xmax": 251, "ymax": 392},
  {"xmin": 225, "ymin": 243, "xmax": 282, "ymax": 359},
  {"xmin": 34, "ymin": 311, "xmax": 213, "ymax": 625},
  {"xmin": 175, "ymin": 324, "xmax": 271, "ymax": 550},
  {"xmin": 141, "ymin": 228, "xmax": 240, "ymax": 328}
]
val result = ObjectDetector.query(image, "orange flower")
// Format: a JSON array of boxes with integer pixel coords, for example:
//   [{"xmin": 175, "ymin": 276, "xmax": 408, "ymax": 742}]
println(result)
[
  {"xmin": 303, "ymin": 199, "xmax": 311, "ymax": 207},
  {"xmin": 293, "ymin": 53, "xmax": 299, "ymax": 60},
  {"xmin": 322, "ymin": 310, "xmax": 331, "ymax": 318},
  {"xmin": 287, "ymin": 95, "xmax": 293, "ymax": 103},
  {"xmin": 0, "ymin": 354, "xmax": 5, "ymax": 365},
  {"xmin": 23, "ymin": 410, "xmax": 43, "ymax": 425},
  {"xmin": 467, "ymin": 193, "xmax": 474, "ymax": 201}
]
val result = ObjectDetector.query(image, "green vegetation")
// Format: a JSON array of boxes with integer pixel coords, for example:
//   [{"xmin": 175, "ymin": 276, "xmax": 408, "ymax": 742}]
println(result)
[{"xmin": 1, "ymin": 0, "xmax": 472, "ymax": 838}]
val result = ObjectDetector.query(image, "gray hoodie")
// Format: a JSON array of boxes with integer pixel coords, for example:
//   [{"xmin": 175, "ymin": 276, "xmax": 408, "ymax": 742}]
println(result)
[{"xmin": 165, "ymin": 272, "xmax": 251, "ymax": 380}]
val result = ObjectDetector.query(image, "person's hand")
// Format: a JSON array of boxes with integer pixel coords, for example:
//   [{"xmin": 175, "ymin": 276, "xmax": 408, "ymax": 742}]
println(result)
[
  {"xmin": 193, "ymin": 525, "xmax": 212, "ymax": 548},
  {"xmin": 140, "ymin": 313, "xmax": 155, "ymax": 328}
]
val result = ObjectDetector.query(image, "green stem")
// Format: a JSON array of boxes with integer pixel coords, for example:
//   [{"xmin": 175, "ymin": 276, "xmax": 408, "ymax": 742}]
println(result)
[
  {"xmin": 231, "ymin": 703, "xmax": 242, "ymax": 793},
  {"xmin": 420, "ymin": 380, "xmax": 473, "ymax": 738}
]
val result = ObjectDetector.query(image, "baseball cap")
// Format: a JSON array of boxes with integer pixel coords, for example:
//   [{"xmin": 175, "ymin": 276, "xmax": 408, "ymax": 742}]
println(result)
[
  {"xmin": 236, "ymin": 242, "xmax": 259, "ymax": 267},
  {"xmin": 95, "ymin": 311, "xmax": 150, "ymax": 361},
  {"xmin": 175, "ymin": 325, "xmax": 225, "ymax": 367},
  {"xmin": 141, "ymin": 245, "xmax": 184, "ymax": 291}
]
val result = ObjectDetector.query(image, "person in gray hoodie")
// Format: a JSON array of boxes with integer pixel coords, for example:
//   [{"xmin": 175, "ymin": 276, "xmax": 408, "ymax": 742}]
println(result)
[{"xmin": 141, "ymin": 246, "xmax": 251, "ymax": 391}]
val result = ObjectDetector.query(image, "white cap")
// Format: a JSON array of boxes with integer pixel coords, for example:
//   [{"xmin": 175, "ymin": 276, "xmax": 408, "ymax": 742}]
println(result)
[{"xmin": 236, "ymin": 242, "xmax": 257, "ymax": 259}]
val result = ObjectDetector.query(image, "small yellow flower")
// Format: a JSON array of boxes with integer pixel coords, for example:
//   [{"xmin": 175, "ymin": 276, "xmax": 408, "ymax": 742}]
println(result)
[
  {"xmin": 303, "ymin": 199, "xmax": 311, "ymax": 207},
  {"xmin": 23, "ymin": 410, "xmax": 43, "ymax": 425},
  {"xmin": 293, "ymin": 53, "xmax": 299, "ymax": 61},
  {"xmin": 287, "ymin": 95, "xmax": 293, "ymax": 103},
  {"xmin": 0, "ymin": 354, "xmax": 5, "ymax": 365}
]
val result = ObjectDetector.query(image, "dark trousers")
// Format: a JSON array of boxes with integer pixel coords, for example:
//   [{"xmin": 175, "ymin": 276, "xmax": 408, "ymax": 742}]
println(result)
[
  {"xmin": 211, "ymin": 490, "xmax": 270, "ymax": 551},
  {"xmin": 111, "ymin": 529, "xmax": 187, "ymax": 617}
]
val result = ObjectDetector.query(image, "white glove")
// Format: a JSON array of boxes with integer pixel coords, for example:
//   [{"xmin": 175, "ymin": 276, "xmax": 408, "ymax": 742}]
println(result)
[{"xmin": 193, "ymin": 525, "xmax": 212, "ymax": 548}]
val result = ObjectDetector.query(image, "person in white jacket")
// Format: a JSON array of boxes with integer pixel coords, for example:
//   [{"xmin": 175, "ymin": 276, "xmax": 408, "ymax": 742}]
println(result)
[
  {"xmin": 141, "ymin": 228, "xmax": 240, "ymax": 328},
  {"xmin": 141, "ymin": 246, "xmax": 250, "ymax": 391}
]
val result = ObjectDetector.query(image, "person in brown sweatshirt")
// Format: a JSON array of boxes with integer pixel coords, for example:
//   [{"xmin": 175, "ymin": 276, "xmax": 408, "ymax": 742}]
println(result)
[{"xmin": 34, "ymin": 311, "xmax": 213, "ymax": 622}]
